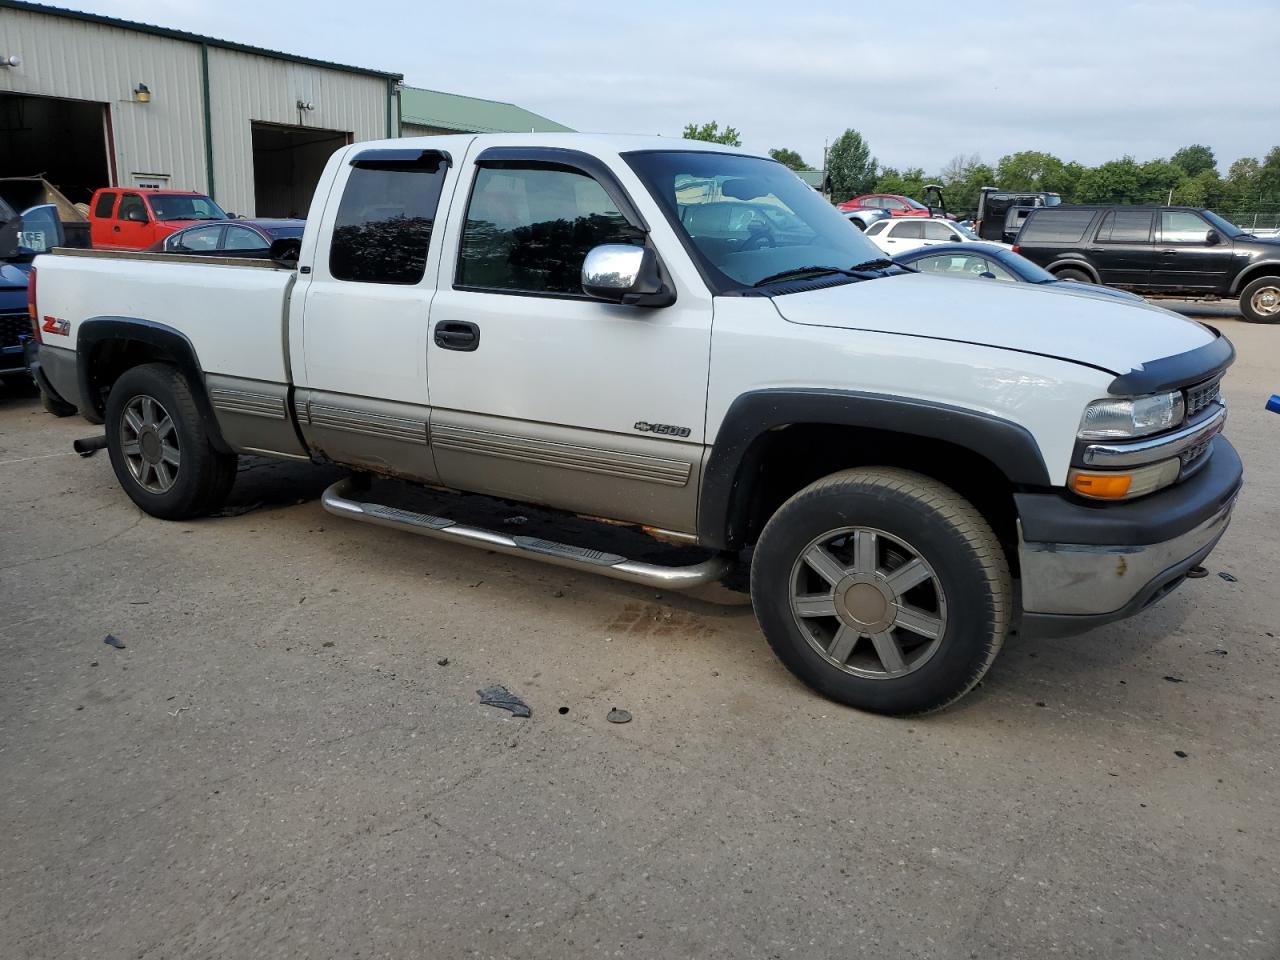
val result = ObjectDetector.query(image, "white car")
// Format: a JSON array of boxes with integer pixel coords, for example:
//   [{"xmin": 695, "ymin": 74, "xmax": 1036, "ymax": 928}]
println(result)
[
  {"xmin": 865, "ymin": 216, "xmax": 1009, "ymax": 254},
  {"xmin": 30, "ymin": 133, "xmax": 1240, "ymax": 716}
]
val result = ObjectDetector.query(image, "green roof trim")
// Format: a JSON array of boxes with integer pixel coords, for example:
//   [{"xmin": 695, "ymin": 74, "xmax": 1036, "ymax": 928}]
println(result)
[
  {"xmin": 400, "ymin": 86, "xmax": 571, "ymax": 135},
  {"xmin": 0, "ymin": 0, "xmax": 402, "ymax": 79}
]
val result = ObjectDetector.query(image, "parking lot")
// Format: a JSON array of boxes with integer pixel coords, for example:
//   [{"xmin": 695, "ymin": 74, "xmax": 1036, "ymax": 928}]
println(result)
[{"xmin": 2, "ymin": 307, "xmax": 1277, "ymax": 959}]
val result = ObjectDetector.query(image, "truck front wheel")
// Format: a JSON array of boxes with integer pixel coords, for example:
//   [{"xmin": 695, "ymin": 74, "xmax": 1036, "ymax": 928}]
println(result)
[
  {"xmin": 105, "ymin": 363, "xmax": 238, "ymax": 519},
  {"xmin": 750, "ymin": 468, "xmax": 1011, "ymax": 715},
  {"xmin": 1240, "ymin": 275, "xmax": 1280, "ymax": 323}
]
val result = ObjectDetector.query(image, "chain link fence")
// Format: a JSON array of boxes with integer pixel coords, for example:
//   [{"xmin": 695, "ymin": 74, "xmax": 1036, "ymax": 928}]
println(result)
[{"xmin": 1216, "ymin": 204, "xmax": 1280, "ymax": 233}]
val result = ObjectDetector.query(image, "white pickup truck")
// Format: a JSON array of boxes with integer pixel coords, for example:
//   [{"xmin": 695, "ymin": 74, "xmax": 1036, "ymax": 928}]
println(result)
[{"xmin": 28, "ymin": 134, "xmax": 1242, "ymax": 714}]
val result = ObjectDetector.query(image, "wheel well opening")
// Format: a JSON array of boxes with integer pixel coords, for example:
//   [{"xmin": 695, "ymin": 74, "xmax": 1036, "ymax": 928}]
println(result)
[
  {"xmin": 727, "ymin": 424, "xmax": 1021, "ymax": 568},
  {"xmin": 85, "ymin": 339, "xmax": 180, "ymax": 416}
]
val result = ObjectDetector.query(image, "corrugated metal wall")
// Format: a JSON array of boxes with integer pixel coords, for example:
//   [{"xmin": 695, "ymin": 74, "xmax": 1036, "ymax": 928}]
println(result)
[
  {"xmin": 206, "ymin": 48, "xmax": 388, "ymax": 215},
  {"xmin": 0, "ymin": 6, "xmax": 391, "ymax": 216},
  {"xmin": 0, "ymin": 7, "xmax": 206, "ymax": 192}
]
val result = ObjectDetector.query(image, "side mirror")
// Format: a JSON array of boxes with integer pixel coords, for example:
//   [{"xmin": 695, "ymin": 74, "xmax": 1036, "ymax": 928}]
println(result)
[
  {"xmin": 127, "ymin": 209, "xmax": 148, "ymax": 223},
  {"xmin": 978, "ymin": 271, "xmax": 998, "ymax": 280},
  {"xmin": 581, "ymin": 244, "xmax": 674, "ymax": 307},
  {"xmin": 1205, "ymin": 229, "xmax": 1222, "ymax": 246},
  {"xmin": 269, "ymin": 237, "xmax": 301, "ymax": 267}
]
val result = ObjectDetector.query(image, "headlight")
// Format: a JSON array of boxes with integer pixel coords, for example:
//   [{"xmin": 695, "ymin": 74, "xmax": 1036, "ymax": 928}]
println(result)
[{"xmin": 1078, "ymin": 392, "xmax": 1185, "ymax": 440}]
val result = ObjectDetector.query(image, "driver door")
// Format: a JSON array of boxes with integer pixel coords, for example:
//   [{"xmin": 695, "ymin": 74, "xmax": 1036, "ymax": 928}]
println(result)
[
  {"xmin": 425, "ymin": 148, "xmax": 712, "ymax": 534},
  {"xmin": 112, "ymin": 193, "xmax": 152, "ymax": 250}
]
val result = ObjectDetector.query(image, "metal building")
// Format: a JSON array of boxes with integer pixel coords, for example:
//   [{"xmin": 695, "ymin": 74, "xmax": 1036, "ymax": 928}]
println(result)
[
  {"xmin": 400, "ymin": 87, "xmax": 570, "ymax": 137},
  {"xmin": 0, "ymin": 0, "xmax": 400, "ymax": 217}
]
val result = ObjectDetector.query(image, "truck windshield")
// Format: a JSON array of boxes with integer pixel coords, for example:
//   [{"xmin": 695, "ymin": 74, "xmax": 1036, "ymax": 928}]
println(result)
[
  {"xmin": 149, "ymin": 195, "xmax": 228, "ymax": 222},
  {"xmin": 624, "ymin": 151, "xmax": 886, "ymax": 293}
]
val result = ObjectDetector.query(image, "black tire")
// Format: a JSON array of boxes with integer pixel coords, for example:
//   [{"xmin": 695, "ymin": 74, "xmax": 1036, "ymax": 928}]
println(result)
[
  {"xmin": 39, "ymin": 383, "xmax": 77, "ymax": 417},
  {"xmin": 1239, "ymin": 275, "xmax": 1280, "ymax": 324},
  {"xmin": 1055, "ymin": 268, "xmax": 1093, "ymax": 283},
  {"xmin": 750, "ymin": 467, "xmax": 1011, "ymax": 716},
  {"xmin": 105, "ymin": 362, "xmax": 237, "ymax": 519}
]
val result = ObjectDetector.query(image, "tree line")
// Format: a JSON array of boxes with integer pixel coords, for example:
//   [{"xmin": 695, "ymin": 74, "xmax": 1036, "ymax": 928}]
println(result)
[{"xmin": 681, "ymin": 122, "xmax": 1280, "ymax": 217}]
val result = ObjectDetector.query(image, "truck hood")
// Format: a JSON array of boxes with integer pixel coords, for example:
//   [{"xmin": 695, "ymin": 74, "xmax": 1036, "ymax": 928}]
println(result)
[
  {"xmin": 769, "ymin": 272, "xmax": 1216, "ymax": 377},
  {"xmin": 0, "ymin": 260, "xmax": 31, "ymax": 290}
]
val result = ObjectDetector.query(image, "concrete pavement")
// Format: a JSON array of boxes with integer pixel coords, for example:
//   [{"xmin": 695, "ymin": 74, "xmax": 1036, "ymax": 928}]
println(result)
[{"xmin": 1, "ymin": 315, "xmax": 1277, "ymax": 959}]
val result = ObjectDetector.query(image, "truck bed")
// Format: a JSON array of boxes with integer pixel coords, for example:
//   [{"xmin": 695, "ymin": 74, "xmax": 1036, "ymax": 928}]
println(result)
[{"xmin": 36, "ymin": 247, "xmax": 295, "ymax": 385}]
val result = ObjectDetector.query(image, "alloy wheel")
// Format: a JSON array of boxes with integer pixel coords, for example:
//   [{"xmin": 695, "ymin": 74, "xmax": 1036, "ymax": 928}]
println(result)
[
  {"xmin": 119, "ymin": 394, "xmax": 181, "ymax": 494},
  {"xmin": 788, "ymin": 526, "xmax": 948, "ymax": 679}
]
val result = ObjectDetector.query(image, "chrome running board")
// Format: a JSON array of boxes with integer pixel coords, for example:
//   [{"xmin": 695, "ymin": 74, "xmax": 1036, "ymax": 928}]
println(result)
[{"xmin": 320, "ymin": 477, "xmax": 733, "ymax": 590}]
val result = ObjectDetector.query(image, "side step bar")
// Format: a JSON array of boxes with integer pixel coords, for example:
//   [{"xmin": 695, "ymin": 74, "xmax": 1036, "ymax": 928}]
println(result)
[{"xmin": 320, "ymin": 477, "xmax": 734, "ymax": 590}]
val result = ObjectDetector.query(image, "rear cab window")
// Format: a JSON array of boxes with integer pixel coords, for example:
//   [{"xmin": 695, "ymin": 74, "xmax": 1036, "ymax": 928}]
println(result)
[
  {"xmin": 93, "ymin": 192, "xmax": 117, "ymax": 218},
  {"xmin": 329, "ymin": 150, "xmax": 450, "ymax": 284}
]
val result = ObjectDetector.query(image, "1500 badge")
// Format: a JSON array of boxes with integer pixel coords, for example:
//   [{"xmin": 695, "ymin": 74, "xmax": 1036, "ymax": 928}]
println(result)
[{"xmin": 634, "ymin": 421, "xmax": 691, "ymax": 438}]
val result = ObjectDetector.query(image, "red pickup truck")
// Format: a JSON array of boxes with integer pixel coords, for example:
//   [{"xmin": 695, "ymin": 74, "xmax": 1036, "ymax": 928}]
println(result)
[{"xmin": 89, "ymin": 188, "xmax": 227, "ymax": 250}]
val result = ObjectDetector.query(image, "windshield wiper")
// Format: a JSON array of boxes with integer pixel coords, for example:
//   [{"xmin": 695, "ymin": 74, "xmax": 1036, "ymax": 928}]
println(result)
[
  {"xmin": 752, "ymin": 266, "xmax": 856, "ymax": 287},
  {"xmin": 848, "ymin": 258, "xmax": 897, "ymax": 272}
]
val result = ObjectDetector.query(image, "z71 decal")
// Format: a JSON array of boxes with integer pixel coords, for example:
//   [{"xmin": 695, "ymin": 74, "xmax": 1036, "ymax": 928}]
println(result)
[
  {"xmin": 634, "ymin": 421, "xmax": 691, "ymax": 438},
  {"xmin": 42, "ymin": 316, "xmax": 70, "ymax": 337}
]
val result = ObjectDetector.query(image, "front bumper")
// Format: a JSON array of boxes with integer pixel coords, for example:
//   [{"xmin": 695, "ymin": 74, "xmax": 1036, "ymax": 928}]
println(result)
[{"xmin": 1017, "ymin": 436, "xmax": 1242, "ymax": 637}]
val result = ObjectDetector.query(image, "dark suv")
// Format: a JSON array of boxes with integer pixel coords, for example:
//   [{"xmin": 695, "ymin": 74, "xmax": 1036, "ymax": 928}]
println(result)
[{"xmin": 1013, "ymin": 205, "xmax": 1280, "ymax": 323}]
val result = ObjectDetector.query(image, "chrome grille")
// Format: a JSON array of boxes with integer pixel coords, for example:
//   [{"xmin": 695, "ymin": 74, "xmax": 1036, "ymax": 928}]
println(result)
[
  {"xmin": 1184, "ymin": 376, "xmax": 1222, "ymax": 420},
  {"xmin": 0, "ymin": 312, "xmax": 30, "ymax": 349}
]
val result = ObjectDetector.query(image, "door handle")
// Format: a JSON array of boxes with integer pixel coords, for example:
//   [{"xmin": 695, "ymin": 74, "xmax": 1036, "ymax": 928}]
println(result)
[
  {"xmin": 1161, "ymin": 249, "xmax": 1177, "ymax": 255},
  {"xmin": 113, "ymin": 225, "xmax": 121, "ymax": 232},
  {"xmin": 433, "ymin": 320, "xmax": 480, "ymax": 352}
]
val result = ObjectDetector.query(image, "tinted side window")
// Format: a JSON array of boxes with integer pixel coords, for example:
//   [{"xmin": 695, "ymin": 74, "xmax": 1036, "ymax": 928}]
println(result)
[
  {"xmin": 1097, "ymin": 209, "xmax": 1153, "ymax": 243},
  {"xmin": 1160, "ymin": 211, "xmax": 1210, "ymax": 244},
  {"xmin": 457, "ymin": 165, "xmax": 642, "ymax": 295},
  {"xmin": 1020, "ymin": 209, "xmax": 1096, "ymax": 244},
  {"xmin": 891, "ymin": 221, "xmax": 925, "ymax": 239},
  {"xmin": 118, "ymin": 194, "xmax": 147, "ymax": 222},
  {"xmin": 222, "ymin": 225, "xmax": 266, "ymax": 251},
  {"xmin": 93, "ymin": 192, "xmax": 117, "ymax": 218},
  {"xmin": 329, "ymin": 157, "xmax": 447, "ymax": 284}
]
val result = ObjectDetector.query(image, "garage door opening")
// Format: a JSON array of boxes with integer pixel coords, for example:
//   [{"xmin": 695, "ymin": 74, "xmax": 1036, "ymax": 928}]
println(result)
[
  {"xmin": 251, "ymin": 122, "xmax": 350, "ymax": 218},
  {"xmin": 0, "ymin": 93, "xmax": 111, "ymax": 207}
]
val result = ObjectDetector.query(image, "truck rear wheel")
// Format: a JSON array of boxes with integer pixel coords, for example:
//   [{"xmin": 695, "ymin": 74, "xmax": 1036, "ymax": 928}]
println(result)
[
  {"xmin": 105, "ymin": 363, "xmax": 237, "ymax": 519},
  {"xmin": 750, "ymin": 467, "xmax": 1011, "ymax": 715},
  {"xmin": 1240, "ymin": 275, "xmax": 1280, "ymax": 323}
]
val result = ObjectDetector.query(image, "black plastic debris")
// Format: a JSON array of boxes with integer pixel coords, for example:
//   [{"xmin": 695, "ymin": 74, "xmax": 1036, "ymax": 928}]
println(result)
[
  {"xmin": 437, "ymin": 657, "xmax": 450, "ymax": 666},
  {"xmin": 1174, "ymin": 750, "xmax": 1189, "ymax": 759},
  {"xmin": 606, "ymin": 708, "xmax": 632, "ymax": 724},
  {"xmin": 478, "ymin": 685, "xmax": 531, "ymax": 718},
  {"xmin": 1209, "ymin": 648, "xmax": 1228, "ymax": 657},
  {"xmin": 1163, "ymin": 675, "xmax": 1185, "ymax": 683},
  {"xmin": 103, "ymin": 634, "xmax": 125, "ymax": 649},
  {"xmin": 1218, "ymin": 571, "xmax": 1238, "ymax": 582}
]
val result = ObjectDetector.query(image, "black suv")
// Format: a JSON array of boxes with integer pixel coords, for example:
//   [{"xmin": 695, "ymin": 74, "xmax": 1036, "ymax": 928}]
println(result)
[{"xmin": 1013, "ymin": 205, "xmax": 1280, "ymax": 323}]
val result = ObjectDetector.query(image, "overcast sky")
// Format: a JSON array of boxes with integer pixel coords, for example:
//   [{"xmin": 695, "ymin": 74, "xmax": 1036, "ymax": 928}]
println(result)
[{"xmin": 70, "ymin": 0, "xmax": 1276, "ymax": 174}]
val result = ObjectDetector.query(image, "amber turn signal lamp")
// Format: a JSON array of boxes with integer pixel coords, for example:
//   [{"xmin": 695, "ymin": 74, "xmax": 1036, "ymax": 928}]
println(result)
[{"xmin": 1071, "ymin": 472, "xmax": 1132, "ymax": 499}]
